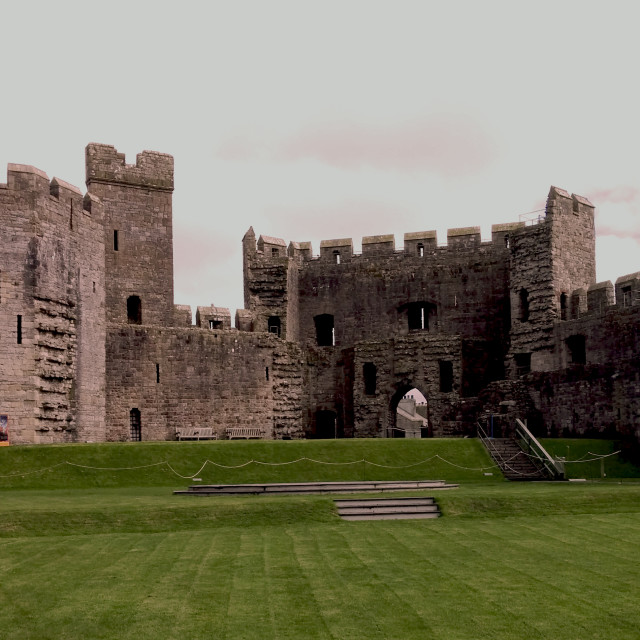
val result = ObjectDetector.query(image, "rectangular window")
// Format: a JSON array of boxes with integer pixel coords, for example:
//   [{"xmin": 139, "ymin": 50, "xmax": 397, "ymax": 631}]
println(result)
[
  {"xmin": 514, "ymin": 353, "xmax": 531, "ymax": 376},
  {"xmin": 439, "ymin": 361, "xmax": 453, "ymax": 392},
  {"xmin": 622, "ymin": 286, "xmax": 632, "ymax": 308},
  {"xmin": 156, "ymin": 363, "xmax": 160, "ymax": 384},
  {"xmin": 113, "ymin": 230, "xmax": 119, "ymax": 251},
  {"xmin": 17, "ymin": 315, "xmax": 22, "ymax": 344}
]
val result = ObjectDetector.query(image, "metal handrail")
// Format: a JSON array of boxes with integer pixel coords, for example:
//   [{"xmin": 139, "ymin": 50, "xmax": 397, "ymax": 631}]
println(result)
[{"xmin": 515, "ymin": 419, "xmax": 565, "ymax": 479}]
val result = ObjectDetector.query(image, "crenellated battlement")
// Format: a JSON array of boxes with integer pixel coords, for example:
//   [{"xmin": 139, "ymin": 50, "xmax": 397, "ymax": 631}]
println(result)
[
  {"xmin": 248, "ymin": 219, "xmax": 538, "ymax": 264},
  {"xmin": 85, "ymin": 143, "xmax": 174, "ymax": 191},
  {"xmin": 561, "ymin": 271, "xmax": 640, "ymax": 320},
  {"xmin": 1, "ymin": 163, "xmax": 103, "ymax": 228}
]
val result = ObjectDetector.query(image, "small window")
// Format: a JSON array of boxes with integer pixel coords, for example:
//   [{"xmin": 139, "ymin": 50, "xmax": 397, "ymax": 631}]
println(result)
[
  {"xmin": 127, "ymin": 296, "xmax": 142, "ymax": 324},
  {"xmin": 408, "ymin": 302, "xmax": 433, "ymax": 331},
  {"xmin": 333, "ymin": 251, "xmax": 341, "ymax": 265},
  {"xmin": 560, "ymin": 292, "xmax": 567, "ymax": 320},
  {"xmin": 519, "ymin": 289, "xmax": 530, "ymax": 322},
  {"xmin": 363, "ymin": 363, "xmax": 377, "ymax": 395},
  {"xmin": 566, "ymin": 335, "xmax": 586, "ymax": 365},
  {"xmin": 314, "ymin": 314, "xmax": 335, "ymax": 346},
  {"xmin": 417, "ymin": 243, "xmax": 424, "ymax": 257},
  {"xmin": 209, "ymin": 319, "xmax": 222, "ymax": 330},
  {"xmin": 114, "ymin": 230, "xmax": 119, "ymax": 251},
  {"xmin": 271, "ymin": 247, "xmax": 279, "ymax": 257},
  {"xmin": 92, "ymin": 281, "xmax": 96, "ymax": 293},
  {"xmin": 265, "ymin": 366, "xmax": 269, "ymax": 381},
  {"xmin": 514, "ymin": 353, "xmax": 531, "ymax": 376},
  {"xmin": 69, "ymin": 202, "xmax": 74, "ymax": 230},
  {"xmin": 17, "ymin": 315, "xmax": 22, "ymax": 344},
  {"xmin": 129, "ymin": 408, "xmax": 141, "ymax": 441},
  {"xmin": 156, "ymin": 363, "xmax": 160, "ymax": 384},
  {"xmin": 268, "ymin": 316, "xmax": 281, "ymax": 337},
  {"xmin": 504, "ymin": 234, "xmax": 510, "ymax": 249},
  {"xmin": 622, "ymin": 286, "xmax": 632, "ymax": 308},
  {"xmin": 439, "ymin": 361, "xmax": 453, "ymax": 392}
]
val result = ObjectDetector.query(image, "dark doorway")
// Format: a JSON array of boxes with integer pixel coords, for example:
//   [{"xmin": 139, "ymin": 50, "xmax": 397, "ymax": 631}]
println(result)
[
  {"xmin": 314, "ymin": 314, "xmax": 335, "ymax": 346},
  {"xmin": 363, "ymin": 362, "xmax": 377, "ymax": 395},
  {"xmin": 566, "ymin": 334, "xmax": 586, "ymax": 365},
  {"xmin": 127, "ymin": 296, "xmax": 142, "ymax": 324},
  {"xmin": 268, "ymin": 316, "xmax": 281, "ymax": 337},
  {"xmin": 129, "ymin": 408, "xmax": 141, "ymax": 441},
  {"xmin": 314, "ymin": 410, "xmax": 338, "ymax": 439}
]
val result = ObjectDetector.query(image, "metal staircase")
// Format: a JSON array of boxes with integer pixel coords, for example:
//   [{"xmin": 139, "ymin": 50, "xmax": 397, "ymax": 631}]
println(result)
[{"xmin": 479, "ymin": 419, "xmax": 565, "ymax": 481}]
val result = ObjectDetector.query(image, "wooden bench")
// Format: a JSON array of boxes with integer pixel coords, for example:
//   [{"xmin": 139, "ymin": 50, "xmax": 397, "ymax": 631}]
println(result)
[
  {"xmin": 226, "ymin": 427, "xmax": 265, "ymax": 440},
  {"xmin": 176, "ymin": 428, "xmax": 218, "ymax": 441}
]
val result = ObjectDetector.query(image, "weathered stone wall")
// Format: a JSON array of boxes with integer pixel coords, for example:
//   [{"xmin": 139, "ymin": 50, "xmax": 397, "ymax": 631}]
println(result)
[
  {"xmin": 86, "ymin": 143, "xmax": 174, "ymax": 328},
  {"xmin": 0, "ymin": 164, "xmax": 105, "ymax": 444},
  {"xmin": 105, "ymin": 326, "xmax": 304, "ymax": 440},
  {"xmin": 508, "ymin": 187, "xmax": 596, "ymax": 373}
]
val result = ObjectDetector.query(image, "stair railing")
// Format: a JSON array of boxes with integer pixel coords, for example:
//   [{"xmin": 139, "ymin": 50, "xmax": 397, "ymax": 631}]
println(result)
[
  {"xmin": 514, "ymin": 419, "xmax": 565, "ymax": 480},
  {"xmin": 476, "ymin": 420, "xmax": 513, "ymax": 473}
]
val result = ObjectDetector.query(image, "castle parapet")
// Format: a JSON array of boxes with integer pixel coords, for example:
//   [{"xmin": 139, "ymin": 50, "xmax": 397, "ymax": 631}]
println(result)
[
  {"xmin": 288, "ymin": 241, "xmax": 312, "ymax": 260},
  {"xmin": 196, "ymin": 305, "xmax": 231, "ymax": 330},
  {"xmin": 235, "ymin": 309, "xmax": 253, "ymax": 332},
  {"xmin": 85, "ymin": 143, "xmax": 174, "ymax": 191},
  {"xmin": 546, "ymin": 186, "xmax": 595, "ymax": 219},
  {"xmin": 404, "ymin": 230, "xmax": 437, "ymax": 256},
  {"xmin": 362, "ymin": 234, "xmax": 394, "ymax": 256},
  {"xmin": 491, "ymin": 222, "xmax": 525, "ymax": 247},
  {"xmin": 173, "ymin": 305, "xmax": 193, "ymax": 327},
  {"xmin": 320, "ymin": 238, "xmax": 353, "ymax": 263},
  {"xmin": 447, "ymin": 226, "xmax": 481, "ymax": 248},
  {"xmin": 257, "ymin": 234, "xmax": 286, "ymax": 257},
  {"xmin": 587, "ymin": 281, "xmax": 614, "ymax": 314},
  {"xmin": 615, "ymin": 272, "xmax": 640, "ymax": 308},
  {"xmin": 7, "ymin": 163, "xmax": 50, "ymax": 191}
]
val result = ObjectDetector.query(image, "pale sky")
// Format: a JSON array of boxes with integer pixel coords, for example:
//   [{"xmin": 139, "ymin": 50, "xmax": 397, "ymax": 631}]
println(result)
[{"xmin": 1, "ymin": 1, "xmax": 639, "ymax": 318}]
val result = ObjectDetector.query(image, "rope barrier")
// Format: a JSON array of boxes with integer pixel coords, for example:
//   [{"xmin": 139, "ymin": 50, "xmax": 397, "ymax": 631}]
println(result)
[{"xmin": 0, "ymin": 450, "xmax": 627, "ymax": 480}]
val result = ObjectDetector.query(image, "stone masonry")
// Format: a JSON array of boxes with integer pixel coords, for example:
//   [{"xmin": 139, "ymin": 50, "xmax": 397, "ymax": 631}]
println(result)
[{"xmin": 1, "ymin": 144, "xmax": 639, "ymax": 444}]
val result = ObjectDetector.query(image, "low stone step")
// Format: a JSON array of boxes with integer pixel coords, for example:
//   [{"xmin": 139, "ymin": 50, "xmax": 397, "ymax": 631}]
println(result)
[
  {"xmin": 338, "ymin": 505, "xmax": 439, "ymax": 515},
  {"xmin": 176, "ymin": 480, "xmax": 458, "ymax": 496},
  {"xmin": 334, "ymin": 496, "xmax": 441, "ymax": 520},
  {"xmin": 334, "ymin": 497, "xmax": 436, "ymax": 508},
  {"xmin": 340, "ymin": 512, "xmax": 440, "ymax": 521}
]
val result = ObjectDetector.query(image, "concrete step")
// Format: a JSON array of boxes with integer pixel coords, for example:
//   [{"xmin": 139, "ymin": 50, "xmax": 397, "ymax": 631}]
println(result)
[
  {"xmin": 334, "ymin": 497, "xmax": 436, "ymax": 508},
  {"xmin": 341, "ymin": 512, "xmax": 440, "ymax": 521},
  {"xmin": 176, "ymin": 480, "xmax": 458, "ymax": 496},
  {"xmin": 334, "ymin": 496, "xmax": 441, "ymax": 521}
]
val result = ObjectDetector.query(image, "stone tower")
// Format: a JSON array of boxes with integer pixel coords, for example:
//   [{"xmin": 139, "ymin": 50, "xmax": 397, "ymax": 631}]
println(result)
[{"xmin": 85, "ymin": 144, "xmax": 175, "ymax": 327}]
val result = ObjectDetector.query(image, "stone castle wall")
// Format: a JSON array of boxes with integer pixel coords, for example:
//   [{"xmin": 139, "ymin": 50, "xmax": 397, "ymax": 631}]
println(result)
[
  {"xmin": 0, "ymin": 164, "xmax": 105, "ymax": 443},
  {"xmin": 1, "ymin": 142, "xmax": 638, "ymax": 445},
  {"xmin": 105, "ymin": 326, "xmax": 304, "ymax": 440}
]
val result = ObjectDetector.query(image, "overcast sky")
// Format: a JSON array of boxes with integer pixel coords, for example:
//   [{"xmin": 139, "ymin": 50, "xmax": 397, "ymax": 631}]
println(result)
[{"xmin": 1, "ymin": 1, "xmax": 639, "ymax": 318}]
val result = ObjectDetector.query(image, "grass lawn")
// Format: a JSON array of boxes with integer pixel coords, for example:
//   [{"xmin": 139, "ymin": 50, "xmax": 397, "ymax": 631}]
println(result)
[{"xmin": 1, "ymin": 440, "xmax": 639, "ymax": 639}]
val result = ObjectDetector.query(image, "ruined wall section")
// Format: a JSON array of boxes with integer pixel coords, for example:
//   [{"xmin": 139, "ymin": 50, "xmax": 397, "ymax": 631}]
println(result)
[
  {"xmin": 508, "ymin": 218, "xmax": 554, "ymax": 370},
  {"xmin": 549, "ymin": 189, "xmax": 596, "ymax": 309},
  {"xmin": 105, "ymin": 326, "xmax": 304, "ymax": 440},
  {"xmin": 351, "ymin": 334, "xmax": 466, "ymax": 437},
  {"xmin": 508, "ymin": 188, "xmax": 596, "ymax": 374},
  {"xmin": 242, "ymin": 229, "xmax": 291, "ymax": 338},
  {"xmin": 0, "ymin": 164, "xmax": 105, "ymax": 444},
  {"xmin": 292, "ymin": 228, "xmax": 511, "ymax": 350},
  {"xmin": 86, "ymin": 143, "xmax": 174, "ymax": 327}
]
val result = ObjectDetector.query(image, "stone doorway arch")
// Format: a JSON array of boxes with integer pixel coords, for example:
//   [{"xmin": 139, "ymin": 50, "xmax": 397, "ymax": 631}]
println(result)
[{"xmin": 388, "ymin": 384, "xmax": 430, "ymax": 438}]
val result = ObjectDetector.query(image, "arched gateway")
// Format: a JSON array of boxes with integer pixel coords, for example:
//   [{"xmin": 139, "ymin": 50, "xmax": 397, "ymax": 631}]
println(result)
[{"xmin": 388, "ymin": 385, "xmax": 430, "ymax": 438}]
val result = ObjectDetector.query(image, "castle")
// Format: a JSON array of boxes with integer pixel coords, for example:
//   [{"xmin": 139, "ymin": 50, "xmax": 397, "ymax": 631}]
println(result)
[{"xmin": 1, "ymin": 144, "xmax": 639, "ymax": 445}]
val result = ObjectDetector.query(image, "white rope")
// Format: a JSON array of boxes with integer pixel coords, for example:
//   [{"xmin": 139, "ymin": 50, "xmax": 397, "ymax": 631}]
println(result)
[{"xmin": 3, "ymin": 449, "xmax": 622, "ymax": 480}]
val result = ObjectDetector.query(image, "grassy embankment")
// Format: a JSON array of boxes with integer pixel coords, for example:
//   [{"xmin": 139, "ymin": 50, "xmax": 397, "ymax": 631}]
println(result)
[{"xmin": 1, "ymin": 439, "xmax": 639, "ymax": 639}]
